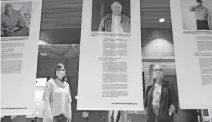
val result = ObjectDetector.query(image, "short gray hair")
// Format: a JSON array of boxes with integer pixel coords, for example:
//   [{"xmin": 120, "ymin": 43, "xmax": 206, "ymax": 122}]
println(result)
[
  {"xmin": 111, "ymin": 1, "xmax": 122, "ymax": 9},
  {"xmin": 5, "ymin": 4, "xmax": 13, "ymax": 10},
  {"xmin": 153, "ymin": 64, "xmax": 163, "ymax": 71}
]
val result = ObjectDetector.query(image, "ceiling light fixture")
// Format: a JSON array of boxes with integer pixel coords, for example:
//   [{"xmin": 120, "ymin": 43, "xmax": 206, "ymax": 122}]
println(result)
[
  {"xmin": 159, "ymin": 18, "xmax": 165, "ymax": 23},
  {"xmin": 40, "ymin": 52, "xmax": 47, "ymax": 56}
]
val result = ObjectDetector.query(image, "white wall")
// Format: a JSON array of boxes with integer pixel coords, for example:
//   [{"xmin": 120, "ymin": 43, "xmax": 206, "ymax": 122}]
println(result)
[{"xmin": 180, "ymin": 0, "xmax": 212, "ymax": 30}]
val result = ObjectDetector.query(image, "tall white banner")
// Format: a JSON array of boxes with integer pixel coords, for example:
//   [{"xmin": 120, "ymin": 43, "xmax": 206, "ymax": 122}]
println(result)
[
  {"xmin": 0, "ymin": 0, "xmax": 42, "ymax": 115},
  {"xmin": 170, "ymin": 0, "xmax": 212, "ymax": 109},
  {"xmin": 78, "ymin": 0, "xmax": 143, "ymax": 110}
]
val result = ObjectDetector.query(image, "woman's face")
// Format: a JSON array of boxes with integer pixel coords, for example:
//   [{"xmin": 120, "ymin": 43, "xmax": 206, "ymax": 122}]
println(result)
[
  {"xmin": 56, "ymin": 66, "xmax": 66, "ymax": 79},
  {"xmin": 153, "ymin": 65, "xmax": 164, "ymax": 81}
]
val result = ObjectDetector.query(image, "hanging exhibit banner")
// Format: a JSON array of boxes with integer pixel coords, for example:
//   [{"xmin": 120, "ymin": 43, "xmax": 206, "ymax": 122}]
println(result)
[
  {"xmin": 170, "ymin": 0, "xmax": 212, "ymax": 109},
  {"xmin": 77, "ymin": 0, "xmax": 143, "ymax": 110},
  {"xmin": 0, "ymin": 0, "xmax": 43, "ymax": 115}
]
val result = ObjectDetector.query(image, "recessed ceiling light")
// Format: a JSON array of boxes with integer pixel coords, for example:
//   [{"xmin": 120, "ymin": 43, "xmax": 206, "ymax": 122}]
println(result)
[
  {"xmin": 159, "ymin": 18, "xmax": 165, "ymax": 23},
  {"xmin": 40, "ymin": 52, "xmax": 47, "ymax": 56}
]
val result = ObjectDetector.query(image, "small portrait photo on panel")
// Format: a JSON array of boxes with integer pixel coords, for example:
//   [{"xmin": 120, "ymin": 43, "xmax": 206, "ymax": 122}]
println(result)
[
  {"xmin": 180, "ymin": 0, "xmax": 212, "ymax": 33},
  {"xmin": 91, "ymin": 0, "xmax": 131, "ymax": 34},
  {"xmin": 1, "ymin": 2, "xmax": 32, "ymax": 38}
]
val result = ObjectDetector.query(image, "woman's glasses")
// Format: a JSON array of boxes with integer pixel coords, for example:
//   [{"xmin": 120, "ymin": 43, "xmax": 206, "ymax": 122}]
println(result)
[
  {"xmin": 57, "ymin": 68, "xmax": 66, "ymax": 72},
  {"xmin": 154, "ymin": 69, "xmax": 163, "ymax": 72}
]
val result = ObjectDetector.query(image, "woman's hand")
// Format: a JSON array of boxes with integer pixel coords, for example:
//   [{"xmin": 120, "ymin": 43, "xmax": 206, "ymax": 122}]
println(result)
[
  {"xmin": 67, "ymin": 112, "xmax": 72, "ymax": 122},
  {"xmin": 169, "ymin": 104, "xmax": 175, "ymax": 116},
  {"xmin": 68, "ymin": 117, "xmax": 72, "ymax": 122}
]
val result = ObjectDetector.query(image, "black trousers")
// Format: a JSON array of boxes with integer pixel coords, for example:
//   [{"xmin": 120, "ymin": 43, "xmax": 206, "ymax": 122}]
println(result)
[
  {"xmin": 147, "ymin": 108, "xmax": 174, "ymax": 122},
  {"xmin": 197, "ymin": 20, "xmax": 209, "ymax": 30},
  {"xmin": 53, "ymin": 114, "xmax": 67, "ymax": 122}
]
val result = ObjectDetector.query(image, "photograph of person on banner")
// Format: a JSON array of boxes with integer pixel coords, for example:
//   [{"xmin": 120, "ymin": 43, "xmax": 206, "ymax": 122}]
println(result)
[
  {"xmin": 189, "ymin": 0, "xmax": 211, "ymax": 30},
  {"xmin": 42, "ymin": 63, "xmax": 72, "ymax": 122},
  {"xmin": 98, "ymin": 1, "xmax": 130, "ymax": 33},
  {"xmin": 180, "ymin": 0, "xmax": 212, "ymax": 31},
  {"xmin": 91, "ymin": 0, "xmax": 131, "ymax": 33},
  {"xmin": 1, "ymin": 2, "xmax": 31, "ymax": 37},
  {"xmin": 144, "ymin": 64, "xmax": 179, "ymax": 122}
]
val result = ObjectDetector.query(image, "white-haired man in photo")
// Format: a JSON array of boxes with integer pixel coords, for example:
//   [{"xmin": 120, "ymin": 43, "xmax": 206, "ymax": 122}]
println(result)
[{"xmin": 98, "ymin": 1, "xmax": 130, "ymax": 33}]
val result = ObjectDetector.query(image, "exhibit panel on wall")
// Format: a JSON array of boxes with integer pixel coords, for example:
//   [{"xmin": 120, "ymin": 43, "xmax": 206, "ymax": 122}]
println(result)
[
  {"xmin": 170, "ymin": 0, "xmax": 212, "ymax": 109},
  {"xmin": 0, "ymin": 0, "xmax": 43, "ymax": 115},
  {"xmin": 77, "ymin": 0, "xmax": 144, "ymax": 110}
]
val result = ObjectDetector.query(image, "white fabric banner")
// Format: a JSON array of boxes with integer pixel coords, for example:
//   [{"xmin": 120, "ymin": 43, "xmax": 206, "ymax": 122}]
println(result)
[
  {"xmin": 77, "ymin": 0, "xmax": 143, "ymax": 110},
  {"xmin": 0, "ymin": 0, "xmax": 43, "ymax": 115},
  {"xmin": 170, "ymin": 0, "xmax": 212, "ymax": 109}
]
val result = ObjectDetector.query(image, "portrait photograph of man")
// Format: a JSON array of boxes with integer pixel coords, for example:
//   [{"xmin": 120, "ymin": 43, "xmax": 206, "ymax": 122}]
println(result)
[
  {"xmin": 180, "ymin": 0, "xmax": 212, "ymax": 31},
  {"xmin": 1, "ymin": 2, "xmax": 32, "ymax": 38},
  {"xmin": 91, "ymin": 0, "xmax": 131, "ymax": 33}
]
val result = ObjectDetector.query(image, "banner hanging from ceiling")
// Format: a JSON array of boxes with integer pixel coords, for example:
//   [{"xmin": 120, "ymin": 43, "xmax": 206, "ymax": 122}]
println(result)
[
  {"xmin": 77, "ymin": 0, "xmax": 143, "ymax": 110},
  {"xmin": 0, "ymin": 0, "xmax": 43, "ymax": 115},
  {"xmin": 170, "ymin": 0, "xmax": 212, "ymax": 109}
]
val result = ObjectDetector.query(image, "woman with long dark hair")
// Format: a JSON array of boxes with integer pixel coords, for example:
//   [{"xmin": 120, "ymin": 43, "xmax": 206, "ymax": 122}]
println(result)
[{"xmin": 43, "ymin": 63, "xmax": 72, "ymax": 122}]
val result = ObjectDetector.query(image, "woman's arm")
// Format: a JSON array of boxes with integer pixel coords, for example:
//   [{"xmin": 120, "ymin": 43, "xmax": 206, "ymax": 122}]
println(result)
[
  {"xmin": 67, "ymin": 85, "xmax": 72, "ymax": 122},
  {"xmin": 169, "ymin": 82, "xmax": 179, "ymax": 114},
  {"xmin": 42, "ymin": 81, "xmax": 53, "ymax": 119}
]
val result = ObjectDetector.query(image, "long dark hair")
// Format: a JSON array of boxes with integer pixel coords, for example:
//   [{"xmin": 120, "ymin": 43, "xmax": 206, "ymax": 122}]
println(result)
[{"xmin": 52, "ymin": 63, "xmax": 66, "ymax": 82}]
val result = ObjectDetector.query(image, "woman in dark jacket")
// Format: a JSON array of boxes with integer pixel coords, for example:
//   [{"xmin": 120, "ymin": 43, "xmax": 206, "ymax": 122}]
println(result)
[{"xmin": 145, "ymin": 64, "xmax": 179, "ymax": 122}]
